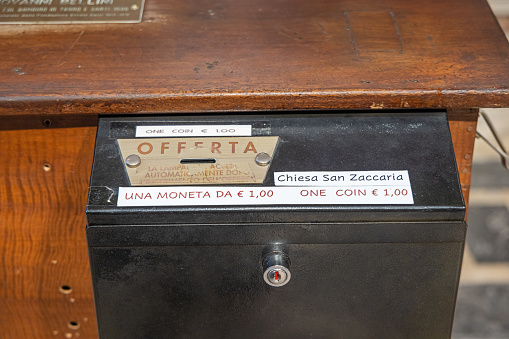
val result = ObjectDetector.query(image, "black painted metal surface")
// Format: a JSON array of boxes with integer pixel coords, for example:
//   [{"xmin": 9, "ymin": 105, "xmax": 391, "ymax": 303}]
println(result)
[
  {"xmin": 87, "ymin": 111, "xmax": 465, "ymax": 224},
  {"xmin": 87, "ymin": 111, "xmax": 466, "ymax": 338}
]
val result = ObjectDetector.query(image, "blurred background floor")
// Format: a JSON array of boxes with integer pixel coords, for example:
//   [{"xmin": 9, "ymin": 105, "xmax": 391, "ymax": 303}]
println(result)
[
  {"xmin": 452, "ymin": 111, "xmax": 509, "ymax": 338},
  {"xmin": 451, "ymin": 2, "xmax": 509, "ymax": 337},
  {"xmin": 452, "ymin": 118, "xmax": 509, "ymax": 338},
  {"xmin": 450, "ymin": 2, "xmax": 509, "ymax": 334}
]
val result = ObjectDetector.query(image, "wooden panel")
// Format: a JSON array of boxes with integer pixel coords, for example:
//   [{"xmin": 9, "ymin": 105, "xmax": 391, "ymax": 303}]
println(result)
[
  {"xmin": 0, "ymin": 0, "xmax": 508, "ymax": 116},
  {"xmin": 3, "ymin": 300, "xmax": 97, "ymax": 339},
  {"xmin": 448, "ymin": 109, "xmax": 479, "ymax": 214},
  {"xmin": 345, "ymin": 11, "xmax": 403, "ymax": 52},
  {"xmin": 0, "ymin": 124, "xmax": 98, "ymax": 338}
]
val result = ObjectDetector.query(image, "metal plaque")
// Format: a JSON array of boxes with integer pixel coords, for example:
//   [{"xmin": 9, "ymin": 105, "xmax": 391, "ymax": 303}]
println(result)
[
  {"xmin": 118, "ymin": 137, "xmax": 279, "ymax": 186},
  {"xmin": 0, "ymin": 0, "xmax": 144, "ymax": 24}
]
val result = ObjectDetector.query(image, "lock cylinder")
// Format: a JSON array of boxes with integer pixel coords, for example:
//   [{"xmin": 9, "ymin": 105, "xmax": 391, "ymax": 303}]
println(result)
[{"xmin": 262, "ymin": 252, "xmax": 291, "ymax": 287}]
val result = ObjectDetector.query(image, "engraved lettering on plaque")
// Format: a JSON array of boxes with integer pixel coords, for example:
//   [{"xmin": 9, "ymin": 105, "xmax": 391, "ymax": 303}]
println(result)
[
  {"xmin": 117, "ymin": 137, "xmax": 279, "ymax": 186},
  {"xmin": 0, "ymin": 0, "xmax": 145, "ymax": 24}
]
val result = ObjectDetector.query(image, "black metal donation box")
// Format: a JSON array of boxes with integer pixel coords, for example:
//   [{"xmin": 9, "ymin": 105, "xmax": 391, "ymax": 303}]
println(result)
[{"xmin": 86, "ymin": 111, "xmax": 466, "ymax": 338}]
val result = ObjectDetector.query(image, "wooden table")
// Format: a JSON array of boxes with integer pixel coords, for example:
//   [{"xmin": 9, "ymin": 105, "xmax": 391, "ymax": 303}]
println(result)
[{"xmin": 1, "ymin": 0, "xmax": 508, "ymax": 337}]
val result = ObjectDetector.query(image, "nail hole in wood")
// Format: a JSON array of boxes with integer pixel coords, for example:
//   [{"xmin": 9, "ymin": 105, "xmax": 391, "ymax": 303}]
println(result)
[
  {"xmin": 68, "ymin": 321, "xmax": 80, "ymax": 330},
  {"xmin": 43, "ymin": 163, "xmax": 51, "ymax": 172},
  {"xmin": 59, "ymin": 285, "xmax": 72, "ymax": 294}
]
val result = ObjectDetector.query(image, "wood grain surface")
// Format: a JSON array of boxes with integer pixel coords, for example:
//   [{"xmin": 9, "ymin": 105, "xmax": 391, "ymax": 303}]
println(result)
[
  {"xmin": 0, "ymin": 124, "xmax": 98, "ymax": 338},
  {"xmin": 0, "ymin": 0, "xmax": 508, "ymax": 116},
  {"xmin": 448, "ymin": 109, "xmax": 479, "ymax": 213}
]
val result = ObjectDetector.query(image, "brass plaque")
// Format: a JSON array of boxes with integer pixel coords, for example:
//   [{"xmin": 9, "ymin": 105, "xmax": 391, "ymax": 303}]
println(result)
[
  {"xmin": 0, "ymin": 0, "xmax": 144, "ymax": 24},
  {"xmin": 118, "ymin": 137, "xmax": 279, "ymax": 186}
]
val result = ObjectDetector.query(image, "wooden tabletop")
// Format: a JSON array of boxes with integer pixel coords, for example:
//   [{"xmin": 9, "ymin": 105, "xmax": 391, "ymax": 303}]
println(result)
[{"xmin": 1, "ymin": 0, "xmax": 508, "ymax": 116}]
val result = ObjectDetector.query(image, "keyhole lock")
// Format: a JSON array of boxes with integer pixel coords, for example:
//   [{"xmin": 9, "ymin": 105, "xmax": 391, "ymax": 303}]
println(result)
[{"xmin": 263, "ymin": 251, "xmax": 291, "ymax": 287}]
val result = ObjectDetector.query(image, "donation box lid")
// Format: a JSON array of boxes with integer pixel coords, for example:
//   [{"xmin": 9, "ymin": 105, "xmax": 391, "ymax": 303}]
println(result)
[{"xmin": 86, "ymin": 111, "xmax": 465, "ymax": 225}]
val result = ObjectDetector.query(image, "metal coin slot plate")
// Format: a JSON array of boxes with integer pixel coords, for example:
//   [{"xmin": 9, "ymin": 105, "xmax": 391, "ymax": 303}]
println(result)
[{"xmin": 117, "ymin": 136, "xmax": 279, "ymax": 186}]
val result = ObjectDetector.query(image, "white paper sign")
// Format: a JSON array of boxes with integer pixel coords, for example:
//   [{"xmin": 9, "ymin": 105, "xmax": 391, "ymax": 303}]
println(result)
[
  {"xmin": 275, "ymin": 171, "xmax": 411, "ymax": 186},
  {"xmin": 135, "ymin": 125, "xmax": 252, "ymax": 137},
  {"xmin": 117, "ymin": 185, "xmax": 414, "ymax": 207}
]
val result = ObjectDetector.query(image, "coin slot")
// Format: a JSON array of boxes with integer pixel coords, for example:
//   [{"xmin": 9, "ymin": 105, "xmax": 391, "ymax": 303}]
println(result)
[{"xmin": 180, "ymin": 158, "xmax": 216, "ymax": 164}]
